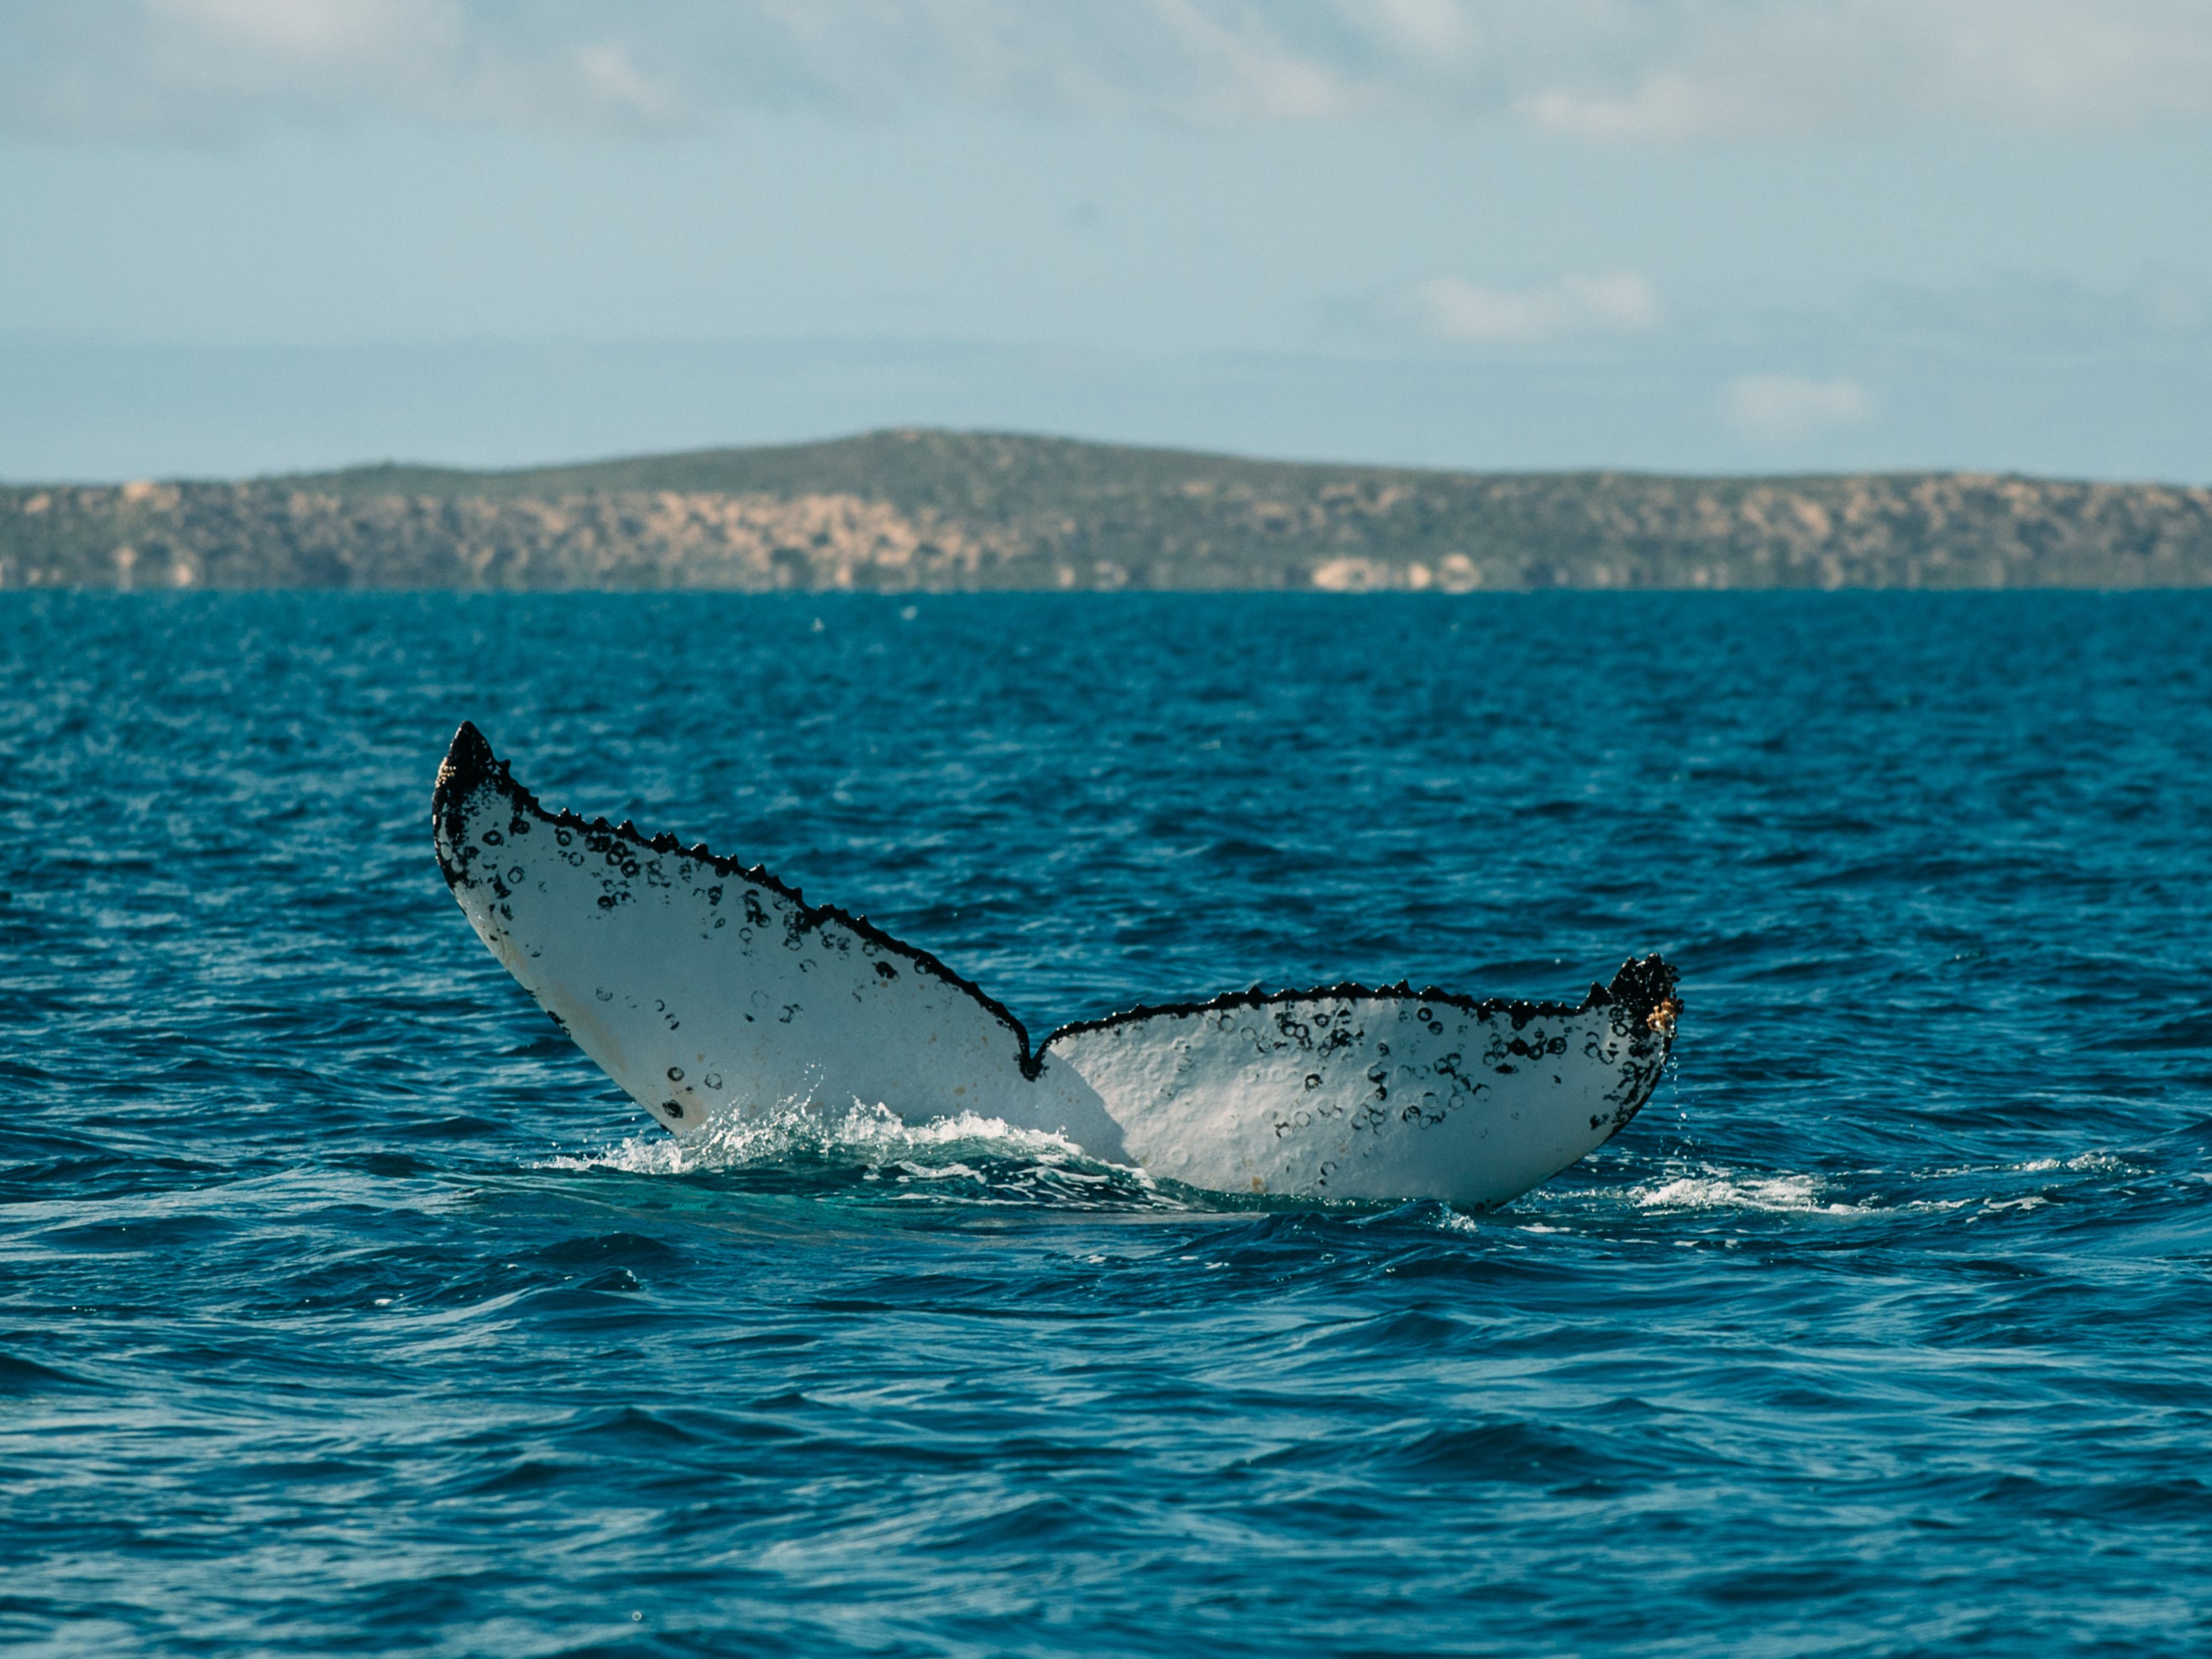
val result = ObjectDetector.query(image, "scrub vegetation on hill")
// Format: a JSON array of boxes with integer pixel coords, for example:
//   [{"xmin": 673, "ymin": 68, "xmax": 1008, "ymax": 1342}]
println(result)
[{"xmin": 5, "ymin": 428, "xmax": 2209, "ymax": 591}]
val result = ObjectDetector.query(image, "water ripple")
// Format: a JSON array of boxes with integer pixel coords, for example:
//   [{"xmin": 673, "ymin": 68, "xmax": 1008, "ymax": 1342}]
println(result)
[{"xmin": 3, "ymin": 591, "xmax": 2210, "ymax": 1656}]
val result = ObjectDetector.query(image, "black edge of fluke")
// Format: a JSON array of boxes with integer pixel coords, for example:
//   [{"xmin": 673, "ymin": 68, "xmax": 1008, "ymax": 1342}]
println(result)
[
  {"xmin": 432, "ymin": 723, "xmax": 1682, "ymax": 1089},
  {"xmin": 1038, "ymin": 954, "xmax": 1680, "ymax": 1052},
  {"xmin": 432, "ymin": 722, "xmax": 1047, "ymax": 1072},
  {"xmin": 432, "ymin": 720, "xmax": 500, "ymax": 874}
]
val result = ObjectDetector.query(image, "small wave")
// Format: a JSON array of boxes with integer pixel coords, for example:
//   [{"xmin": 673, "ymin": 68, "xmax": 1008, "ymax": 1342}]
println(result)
[
  {"xmin": 542, "ymin": 1099, "xmax": 1184, "ymax": 1210},
  {"xmin": 1628, "ymin": 1167, "xmax": 1858, "ymax": 1215},
  {"xmin": 1921, "ymin": 1151, "xmax": 2139, "ymax": 1181},
  {"xmin": 1520, "ymin": 1158, "xmax": 1860, "ymax": 1217},
  {"xmin": 1523, "ymin": 1146, "xmax": 2160, "ymax": 1229}
]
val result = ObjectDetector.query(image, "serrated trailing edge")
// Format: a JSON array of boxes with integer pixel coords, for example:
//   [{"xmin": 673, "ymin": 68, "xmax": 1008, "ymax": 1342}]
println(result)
[
  {"xmin": 433, "ymin": 719, "xmax": 1043, "ymax": 1070},
  {"xmin": 434, "ymin": 721, "xmax": 1678, "ymax": 1068}
]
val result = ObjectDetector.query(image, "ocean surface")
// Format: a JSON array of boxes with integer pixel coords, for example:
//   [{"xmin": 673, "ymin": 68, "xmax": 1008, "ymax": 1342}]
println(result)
[{"xmin": 4, "ymin": 591, "xmax": 2210, "ymax": 1657}]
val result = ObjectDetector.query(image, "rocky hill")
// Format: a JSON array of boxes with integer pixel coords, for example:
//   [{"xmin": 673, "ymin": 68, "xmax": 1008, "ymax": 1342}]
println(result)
[{"xmin": 6, "ymin": 428, "xmax": 2210, "ymax": 591}]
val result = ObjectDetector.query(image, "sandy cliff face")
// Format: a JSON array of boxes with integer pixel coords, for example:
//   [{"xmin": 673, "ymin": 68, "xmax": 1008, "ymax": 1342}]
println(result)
[
  {"xmin": 0, "ymin": 487, "xmax": 1025, "ymax": 591},
  {"xmin": 5, "ymin": 444, "xmax": 2210, "ymax": 591}
]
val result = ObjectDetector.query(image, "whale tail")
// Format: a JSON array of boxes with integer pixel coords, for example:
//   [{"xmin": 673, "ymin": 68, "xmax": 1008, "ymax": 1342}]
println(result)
[{"xmin": 432, "ymin": 723, "xmax": 1678, "ymax": 1206}]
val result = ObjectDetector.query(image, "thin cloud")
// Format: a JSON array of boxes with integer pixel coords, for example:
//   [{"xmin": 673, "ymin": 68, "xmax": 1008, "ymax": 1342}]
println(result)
[
  {"xmin": 1509, "ymin": 2, "xmax": 2212, "ymax": 139},
  {"xmin": 6, "ymin": 1, "xmax": 2212, "ymax": 139},
  {"xmin": 1398, "ymin": 272, "xmax": 1662, "ymax": 346},
  {"xmin": 3, "ymin": 0, "xmax": 694, "ymax": 137},
  {"xmin": 1866, "ymin": 271, "xmax": 2212, "ymax": 350},
  {"xmin": 1517, "ymin": 73, "xmax": 1721, "ymax": 142},
  {"xmin": 1723, "ymin": 374, "xmax": 1876, "ymax": 445}
]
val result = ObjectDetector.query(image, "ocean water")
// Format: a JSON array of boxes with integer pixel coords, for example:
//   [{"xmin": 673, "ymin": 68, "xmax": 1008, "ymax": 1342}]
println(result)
[{"xmin": 4, "ymin": 591, "xmax": 2210, "ymax": 1657}]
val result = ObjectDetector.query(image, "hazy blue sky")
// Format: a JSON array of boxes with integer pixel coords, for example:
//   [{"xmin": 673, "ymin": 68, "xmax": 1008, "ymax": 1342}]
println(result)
[{"xmin": 4, "ymin": 1, "xmax": 2210, "ymax": 480}]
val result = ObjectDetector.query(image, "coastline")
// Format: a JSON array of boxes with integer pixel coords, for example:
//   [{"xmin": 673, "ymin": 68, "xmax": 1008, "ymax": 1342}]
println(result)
[{"xmin": 8, "ymin": 428, "xmax": 2210, "ymax": 592}]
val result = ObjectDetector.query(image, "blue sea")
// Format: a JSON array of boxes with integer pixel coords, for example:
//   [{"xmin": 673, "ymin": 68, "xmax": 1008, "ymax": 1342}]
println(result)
[{"xmin": 5, "ymin": 591, "xmax": 2211, "ymax": 1656}]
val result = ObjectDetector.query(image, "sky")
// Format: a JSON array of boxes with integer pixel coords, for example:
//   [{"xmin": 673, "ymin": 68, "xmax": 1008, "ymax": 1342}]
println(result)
[{"xmin": 3, "ymin": 0, "xmax": 2210, "ymax": 482}]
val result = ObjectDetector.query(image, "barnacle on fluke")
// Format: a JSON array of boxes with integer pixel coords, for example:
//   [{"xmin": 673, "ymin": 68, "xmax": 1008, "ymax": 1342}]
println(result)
[{"xmin": 432, "ymin": 722, "xmax": 1680, "ymax": 1206}]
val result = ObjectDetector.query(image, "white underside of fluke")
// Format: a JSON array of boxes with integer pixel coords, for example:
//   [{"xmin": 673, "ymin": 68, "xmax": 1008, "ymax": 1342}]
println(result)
[{"xmin": 432, "ymin": 724, "xmax": 1678, "ymax": 1208}]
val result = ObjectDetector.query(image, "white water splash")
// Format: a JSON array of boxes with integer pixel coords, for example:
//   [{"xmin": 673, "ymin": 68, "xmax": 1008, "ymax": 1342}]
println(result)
[{"xmin": 543, "ymin": 1097, "xmax": 1180, "ymax": 1208}]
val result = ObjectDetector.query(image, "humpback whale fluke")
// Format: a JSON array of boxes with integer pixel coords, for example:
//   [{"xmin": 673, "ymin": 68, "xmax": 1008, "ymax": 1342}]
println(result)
[{"xmin": 432, "ymin": 722, "xmax": 1679, "ymax": 1207}]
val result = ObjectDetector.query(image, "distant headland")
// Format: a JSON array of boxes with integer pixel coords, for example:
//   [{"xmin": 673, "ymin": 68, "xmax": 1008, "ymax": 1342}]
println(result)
[{"xmin": 5, "ymin": 428, "xmax": 2209, "ymax": 591}]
